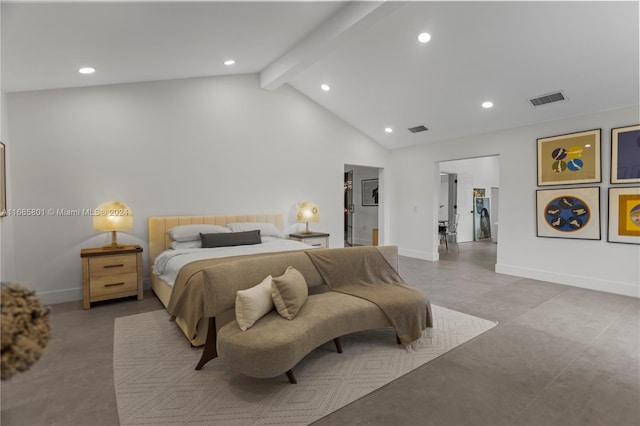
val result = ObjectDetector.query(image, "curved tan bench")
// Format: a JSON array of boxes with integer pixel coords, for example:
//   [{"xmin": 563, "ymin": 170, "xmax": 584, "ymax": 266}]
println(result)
[
  {"xmin": 217, "ymin": 291, "xmax": 391, "ymax": 380},
  {"xmin": 195, "ymin": 246, "xmax": 409, "ymax": 383}
]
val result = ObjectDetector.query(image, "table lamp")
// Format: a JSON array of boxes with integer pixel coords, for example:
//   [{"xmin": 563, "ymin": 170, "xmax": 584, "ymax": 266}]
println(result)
[
  {"xmin": 93, "ymin": 201, "xmax": 133, "ymax": 248},
  {"xmin": 296, "ymin": 201, "xmax": 319, "ymax": 234}
]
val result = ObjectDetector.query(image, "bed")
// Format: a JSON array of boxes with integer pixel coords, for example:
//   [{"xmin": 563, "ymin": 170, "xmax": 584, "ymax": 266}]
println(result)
[{"xmin": 148, "ymin": 214, "xmax": 314, "ymax": 346}]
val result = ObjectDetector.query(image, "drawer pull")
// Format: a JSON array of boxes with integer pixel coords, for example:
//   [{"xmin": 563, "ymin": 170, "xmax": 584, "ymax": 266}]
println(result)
[
  {"xmin": 105, "ymin": 282, "xmax": 125, "ymax": 287},
  {"xmin": 103, "ymin": 264, "xmax": 125, "ymax": 269}
]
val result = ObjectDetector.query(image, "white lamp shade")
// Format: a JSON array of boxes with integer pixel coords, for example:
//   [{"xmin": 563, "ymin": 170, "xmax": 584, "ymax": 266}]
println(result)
[
  {"xmin": 296, "ymin": 202, "xmax": 319, "ymax": 223},
  {"xmin": 93, "ymin": 201, "xmax": 133, "ymax": 231}
]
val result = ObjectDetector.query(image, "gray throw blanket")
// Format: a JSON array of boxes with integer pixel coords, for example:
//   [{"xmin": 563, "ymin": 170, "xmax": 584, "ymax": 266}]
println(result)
[{"xmin": 306, "ymin": 247, "xmax": 433, "ymax": 345}]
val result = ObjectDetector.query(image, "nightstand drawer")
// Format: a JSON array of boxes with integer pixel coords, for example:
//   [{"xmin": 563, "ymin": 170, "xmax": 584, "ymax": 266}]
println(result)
[
  {"xmin": 303, "ymin": 237, "xmax": 327, "ymax": 247},
  {"xmin": 90, "ymin": 272, "xmax": 138, "ymax": 299},
  {"xmin": 289, "ymin": 232, "xmax": 330, "ymax": 248},
  {"xmin": 89, "ymin": 254, "xmax": 137, "ymax": 278}
]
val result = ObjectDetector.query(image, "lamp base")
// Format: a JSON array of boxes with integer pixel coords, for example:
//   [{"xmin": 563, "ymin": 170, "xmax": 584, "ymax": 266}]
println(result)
[
  {"xmin": 296, "ymin": 222, "xmax": 318, "ymax": 234},
  {"xmin": 100, "ymin": 231, "xmax": 126, "ymax": 249}
]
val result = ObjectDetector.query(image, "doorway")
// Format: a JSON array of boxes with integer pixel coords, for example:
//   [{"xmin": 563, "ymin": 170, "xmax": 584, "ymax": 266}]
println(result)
[
  {"xmin": 439, "ymin": 156, "xmax": 500, "ymax": 248},
  {"xmin": 344, "ymin": 170, "xmax": 354, "ymax": 246},
  {"xmin": 344, "ymin": 164, "xmax": 380, "ymax": 247},
  {"xmin": 439, "ymin": 172, "xmax": 458, "ymax": 242}
]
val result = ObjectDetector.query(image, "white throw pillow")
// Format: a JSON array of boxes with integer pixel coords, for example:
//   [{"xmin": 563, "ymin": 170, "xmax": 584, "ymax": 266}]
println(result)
[
  {"xmin": 169, "ymin": 240, "xmax": 202, "ymax": 250},
  {"xmin": 226, "ymin": 222, "xmax": 284, "ymax": 238},
  {"xmin": 167, "ymin": 224, "xmax": 230, "ymax": 242},
  {"xmin": 235, "ymin": 275, "xmax": 274, "ymax": 331}
]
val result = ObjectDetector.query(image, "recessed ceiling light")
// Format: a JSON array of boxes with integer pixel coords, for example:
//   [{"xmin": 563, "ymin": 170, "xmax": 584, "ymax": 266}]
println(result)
[
  {"xmin": 418, "ymin": 32, "xmax": 431, "ymax": 43},
  {"xmin": 321, "ymin": 84, "xmax": 331, "ymax": 91},
  {"xmin": 224, "ymin": 59, "xmax": 235, "ymax": 66},
  {"xmin": 384, "ymin": 127, "xmax": 393, "ymax": 133},
  {"xmin": 78, "ymin": 67, "xmax": 95, "ymax": 74},
  {"xmin": 482, "ymin": 101, "xmax": 494, "ymax": 109}
]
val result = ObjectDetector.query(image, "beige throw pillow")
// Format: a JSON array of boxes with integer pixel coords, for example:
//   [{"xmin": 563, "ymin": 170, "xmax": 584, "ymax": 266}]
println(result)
[
  {"xmin": 235, "ymin": 275, "xmax": 274, "ymax": 331},
  {"xmin": 271, "ymin": 266, "xmax": 308, "ymax": 320}
]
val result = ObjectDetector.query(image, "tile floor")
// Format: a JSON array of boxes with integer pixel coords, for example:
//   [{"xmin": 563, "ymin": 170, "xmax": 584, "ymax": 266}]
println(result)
[{"xmin": 1, "ymin": 241, "xmax": 638, "ymax": 426}]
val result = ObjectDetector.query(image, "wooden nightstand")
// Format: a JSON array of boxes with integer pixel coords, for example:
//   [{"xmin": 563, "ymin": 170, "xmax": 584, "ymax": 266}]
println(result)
[
  {"xmin": 289, "ymin": 232, "xmax": 330, "ymax": 248},
  {"xmin": 81, "ymin": 245, "xmax": 143, "ymax": 309}
]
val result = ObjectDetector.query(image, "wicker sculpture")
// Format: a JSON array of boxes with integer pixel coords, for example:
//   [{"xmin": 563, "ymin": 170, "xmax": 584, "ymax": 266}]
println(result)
[{"xmin": 1, "ymin": 283, "xmax": 51, "ymax": 380}]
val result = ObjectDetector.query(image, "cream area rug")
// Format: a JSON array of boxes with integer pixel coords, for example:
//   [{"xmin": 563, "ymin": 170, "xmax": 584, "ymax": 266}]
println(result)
[{"xmin": 114, "ymin": 305, "xmax": 497, "ymax": 426}]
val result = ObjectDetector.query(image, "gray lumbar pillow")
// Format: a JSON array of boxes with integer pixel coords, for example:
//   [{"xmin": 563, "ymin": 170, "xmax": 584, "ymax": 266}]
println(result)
[{"xmin": 200, "ymin": 230, "xmax": 261, "ymax": 248}]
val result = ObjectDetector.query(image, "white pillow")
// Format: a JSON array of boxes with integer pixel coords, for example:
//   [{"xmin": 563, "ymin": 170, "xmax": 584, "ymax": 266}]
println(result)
[
  {"xmin": 226, "ymin": 222, "xmax": 284, "ymax": 238},
  {"xmin": 169, "ymin": 240, "xmax": 202, "ymax": 250},
  {"xmin": 235, "ymin": 275, "xmax": 275, "ymax": 331},
  {"xmin": 167, "ymin": 224, "xmax": 230, "ymax": 242}
]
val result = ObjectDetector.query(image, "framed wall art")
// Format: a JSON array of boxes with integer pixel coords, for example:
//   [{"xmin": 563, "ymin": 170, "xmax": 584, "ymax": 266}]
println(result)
[
  {"xmin": 611, "ymin": 124, "xmax": 640, "ymax": 184},
  {"xmin": 473, "ymin": 188, "xmax": 485, "ymax": 197},
  {"xmin": 537, "ymin": 129, "xmax": 601, "ymax": 186},
  {"xmin": 536, "ymin": 186, "xmax": 600, "ymax": 240},
  {"xmin": 473, "ymin": 197, "xmax": 492, "ymax": 240},
  {"xmin": 608, "ymin": 187, "xmax": 640, "ymax": 244},
  {"xmin": 361, "ymin": 179, "xmax": 379, "ymax": 206}
]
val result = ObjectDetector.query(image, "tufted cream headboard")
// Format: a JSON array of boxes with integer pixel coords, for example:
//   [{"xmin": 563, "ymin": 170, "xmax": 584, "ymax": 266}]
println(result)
[{"xmin": 148, "ymin": 214, "xmax": 284, "ymax": 264}]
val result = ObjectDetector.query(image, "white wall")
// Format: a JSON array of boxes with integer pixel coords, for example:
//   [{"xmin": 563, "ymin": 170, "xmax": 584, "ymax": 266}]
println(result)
[
  {"xmin": 3, "ymin": 74, "xmax": 390, "ymax": 303},
  {"xmin": 390, "ymin": 105, "xmax": 640, "ymax": 297}
]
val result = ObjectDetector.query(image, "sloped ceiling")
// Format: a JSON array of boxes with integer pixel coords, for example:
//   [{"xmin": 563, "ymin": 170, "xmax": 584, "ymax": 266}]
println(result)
[{"xmin": 2, "ymin": 1, "xmax": 638, "ymax": 149}]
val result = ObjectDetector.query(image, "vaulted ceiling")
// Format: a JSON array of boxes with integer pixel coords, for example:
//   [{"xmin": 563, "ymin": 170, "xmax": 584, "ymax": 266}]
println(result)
[{"xmin": 2, "ymin": 1, "xmax": 638, "ymax": 149}]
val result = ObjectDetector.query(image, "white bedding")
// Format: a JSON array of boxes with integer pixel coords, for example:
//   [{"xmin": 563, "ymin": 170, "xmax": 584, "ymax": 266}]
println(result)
[{"xmin": 153, "ymin": 237, "xmax": 314, "ymax": 287}]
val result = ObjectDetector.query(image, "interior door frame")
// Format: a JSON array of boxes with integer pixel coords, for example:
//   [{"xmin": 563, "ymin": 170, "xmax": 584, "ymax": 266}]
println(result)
[{"xmin": 344, "ymin": 170, "xmax": 354, "ymax": 246}]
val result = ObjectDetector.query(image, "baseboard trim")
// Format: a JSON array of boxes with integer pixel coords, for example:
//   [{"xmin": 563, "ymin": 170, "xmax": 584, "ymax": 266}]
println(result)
[
  {"xmin": 37, "ymin": 287, "xmax": 83, "ymax": 305},
  {"xmin": 399, "ymin": 248, "xmax": 438, "ymax": 262},
  {"xmin": 36, "ymin": 278, "xmax": 151, "ymax": 305},
  {"xmin": 496, "ymin": 263, "xmax": 640, "ymax": 298}
]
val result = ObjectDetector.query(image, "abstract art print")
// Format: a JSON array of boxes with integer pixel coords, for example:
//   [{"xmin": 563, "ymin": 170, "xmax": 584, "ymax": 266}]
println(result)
[
  {"xmin": 536, "ymin": 187, "xmax": 600, "ymax": 240},
  {"xmin": 611, "ymin": 124, "xmax": 640, "ymax": 184},
  {"xmin": 473, "ymin": 188, "xmax": 485, "ymax": 197},
  {"xmin": 361, "ymin": 179, "xmax": 378, "ymax": 206},
  {"xmin": 608, "ymin": 187, "xmax": 640, "ymax": 244},
  {"xmin": 537, "ymin": 129, "xmax": 601, "ymax": 186}
]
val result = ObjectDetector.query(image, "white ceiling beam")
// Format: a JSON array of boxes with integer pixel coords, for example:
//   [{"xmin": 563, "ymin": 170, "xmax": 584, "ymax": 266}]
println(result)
[{"xmin": 260, "ymin": 1, "xmax": 404, "ymax": 91}]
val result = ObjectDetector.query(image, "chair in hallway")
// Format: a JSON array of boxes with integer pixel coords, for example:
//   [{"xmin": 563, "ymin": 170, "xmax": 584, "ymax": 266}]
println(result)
[{"xmin": 440, "ymin": 214, "xmax": 460, "ymax": 252}]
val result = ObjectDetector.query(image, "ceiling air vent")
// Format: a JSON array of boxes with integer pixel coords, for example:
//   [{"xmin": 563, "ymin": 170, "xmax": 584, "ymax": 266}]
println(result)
[
  {"xmin": 529, "ymin": 91, "xmax": 566, "ymax": 106},
  {"xmin": 408, "ymin": 125, "xmax": 429, "ymax": 133}
]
